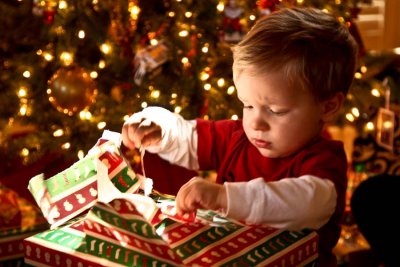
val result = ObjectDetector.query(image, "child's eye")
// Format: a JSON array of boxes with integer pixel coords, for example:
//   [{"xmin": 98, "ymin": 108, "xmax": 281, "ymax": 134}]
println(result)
[
  {"xmin": 242, "ymin": 105, "xmax": 253, "ymax": 109},
  {"xmin": 269, "ymin": 109, "xmax": 288, "ymax": 115}
]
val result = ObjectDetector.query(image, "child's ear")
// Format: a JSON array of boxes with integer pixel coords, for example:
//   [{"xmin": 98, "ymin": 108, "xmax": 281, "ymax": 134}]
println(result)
[{"xmin": 321, "ymin": 92, "xmax": 344, "ymax": 122}]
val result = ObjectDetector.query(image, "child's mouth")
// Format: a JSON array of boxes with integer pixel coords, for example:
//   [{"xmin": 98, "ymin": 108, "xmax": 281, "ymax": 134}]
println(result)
[{"xmin": 254, "ymin": 139, "xmax": 271, "ymax": 149}]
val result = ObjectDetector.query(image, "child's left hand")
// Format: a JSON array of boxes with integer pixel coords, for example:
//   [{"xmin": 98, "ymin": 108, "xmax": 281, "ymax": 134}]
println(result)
[{"xmin": 175, "ymin": 177, "xmax": 227, "ymax": 215}]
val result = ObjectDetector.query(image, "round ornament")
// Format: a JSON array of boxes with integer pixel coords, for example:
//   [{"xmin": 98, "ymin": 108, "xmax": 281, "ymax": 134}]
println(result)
[{"xmin": 47, "ymin": 65, "xmax": 97, "ymax": 115}]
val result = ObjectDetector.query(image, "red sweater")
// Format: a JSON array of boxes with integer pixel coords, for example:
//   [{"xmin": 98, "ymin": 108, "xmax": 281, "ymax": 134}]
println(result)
[{"xmin": 196, "ymin": 119, "xmax": 347, "ymax": 265}]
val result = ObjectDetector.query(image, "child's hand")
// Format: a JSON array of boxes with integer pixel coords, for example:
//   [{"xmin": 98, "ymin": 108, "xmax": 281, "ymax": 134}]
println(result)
[
  {"xmin": 175, "ymin": 177, "xmax": 227, "ymax": 215},
  {"xmin": 121, "ymin": 114, "xmax": 162, "ymax": 150}
]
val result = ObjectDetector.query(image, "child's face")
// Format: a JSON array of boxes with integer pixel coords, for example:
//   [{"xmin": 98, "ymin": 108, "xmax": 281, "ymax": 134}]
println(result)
[{"xmin": 235, "ymin": 70, "xmax": 325, "ymax": 158}]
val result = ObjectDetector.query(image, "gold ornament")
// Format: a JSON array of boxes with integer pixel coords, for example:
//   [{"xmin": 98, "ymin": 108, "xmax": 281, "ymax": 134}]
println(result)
[{"xmin": 47, "ymin": 65, "xmax": 97, "ymax": 115}]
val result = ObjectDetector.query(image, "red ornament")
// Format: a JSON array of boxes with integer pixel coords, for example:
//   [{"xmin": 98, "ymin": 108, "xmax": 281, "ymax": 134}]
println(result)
[
  {"xmin": 43, "ymin": 9, "xmax": 56, "ymax": 25},
  {"xmin": 187, "ymin": 34, "xmax": 198, "ymax": 58},
  {"xmin": 32, "ymin": 0, "xmax": 58, "ymax": 25}
]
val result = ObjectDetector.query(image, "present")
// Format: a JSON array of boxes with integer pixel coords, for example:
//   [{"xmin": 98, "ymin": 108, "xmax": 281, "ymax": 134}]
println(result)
[
  {"xmin": 25, "ymin": 130, "xmax": 319, "ymax": 266},
  {"xmin": 25, "ymin": 194, "xmax": 318, "ymax": 266},
  {"xmin": 0, "ymin": 185, "xmax": 48, "ymax": 264}
]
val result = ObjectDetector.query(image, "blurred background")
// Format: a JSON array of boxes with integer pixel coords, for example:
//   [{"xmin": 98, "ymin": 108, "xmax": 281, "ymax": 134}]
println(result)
[
  {"xmin": 0, "ymin": 0, "xmax": 399, "ymax": 172},
  {"xmin": 0, "ymin": 0, "xmax": 399, "ymax": 266}
]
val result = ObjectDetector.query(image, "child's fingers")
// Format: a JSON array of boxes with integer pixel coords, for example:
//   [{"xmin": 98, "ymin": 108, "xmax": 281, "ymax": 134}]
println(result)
[
  {"xmin": 134, "ymin": 119, "xmax": 161, "ymax": 148},
  {"xmin": 121, "ymin": 114, "xmax": 145, "ymax": 149},
  {"xmin": 176, "ymin": 177, "xmax": 204, "ymax": 214},
  {"xmin": 141, "ymin": 128, "xmax": 162, "ymax": 147},
  {"xmin": 121, "ymin": 123, "xmax": 138, "ymax": 149},
  {"xmin": 176, "ymin": 198, "xmax": 199, "ymax": 215}
]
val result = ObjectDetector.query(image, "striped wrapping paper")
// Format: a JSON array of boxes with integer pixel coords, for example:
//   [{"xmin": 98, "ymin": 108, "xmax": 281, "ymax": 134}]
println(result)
[
  {"xmin": 27, "ymin": 130, "xmax": 142, "ymax": 229},
  {"xmin": 25, "ymin": 194, "xmax": 318, "ymax": 266}
]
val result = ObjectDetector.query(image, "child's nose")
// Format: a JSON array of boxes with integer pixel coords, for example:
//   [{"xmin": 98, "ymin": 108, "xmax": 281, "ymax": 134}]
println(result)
[{"xmin": 250, "ymin": 114, "xmax": 269, "ymax": 131}]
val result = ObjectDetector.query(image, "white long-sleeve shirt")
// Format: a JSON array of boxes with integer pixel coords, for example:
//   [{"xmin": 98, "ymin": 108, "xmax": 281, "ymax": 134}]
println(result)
[{"xmin": 129, "ymin": 107, "xmax": 346, "ymax": 233}]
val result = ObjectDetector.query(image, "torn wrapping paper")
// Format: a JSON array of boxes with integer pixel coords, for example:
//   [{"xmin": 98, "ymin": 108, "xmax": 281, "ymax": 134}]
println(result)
[
  {"xmin": 27, "ymin": 130, "xmax": 146, "ymax": 229},
  {"xmin": 25, "ymin": 192, "xmax": 318, "ymax": 266},
  {"xmin": 25, "ymin": 130, "xmax": 319, "ymax": 266}
]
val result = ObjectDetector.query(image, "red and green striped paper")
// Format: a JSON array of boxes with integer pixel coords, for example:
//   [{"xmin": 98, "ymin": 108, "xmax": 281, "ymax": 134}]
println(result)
[{"xmin": 25, "ymin": 195, "xmax": 318, "ymax": 266}]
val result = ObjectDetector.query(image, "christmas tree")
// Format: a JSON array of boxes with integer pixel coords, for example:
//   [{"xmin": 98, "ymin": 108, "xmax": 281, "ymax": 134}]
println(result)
[{"xmin": 1, "ymin": 0, "xmax": 396, "ymax": 174}]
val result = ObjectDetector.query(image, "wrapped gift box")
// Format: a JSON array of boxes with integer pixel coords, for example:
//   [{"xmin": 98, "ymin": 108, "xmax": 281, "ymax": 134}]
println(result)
[
  {"xmin": 25, "ymin": 196, "xmax": 318, "ymax": 266},
  {"xmin": 0, "ymin": 187, "xmax": 48, "ymax": 265},
  {"xmin": 24, "ymin": 131, "xmax": 319, "ymax": 266}
]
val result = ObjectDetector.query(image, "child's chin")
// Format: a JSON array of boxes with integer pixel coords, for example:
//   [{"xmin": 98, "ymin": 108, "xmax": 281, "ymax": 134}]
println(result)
[{"xmin": 257, "ymin": 148, "xmax": 280, "ymax": 158}]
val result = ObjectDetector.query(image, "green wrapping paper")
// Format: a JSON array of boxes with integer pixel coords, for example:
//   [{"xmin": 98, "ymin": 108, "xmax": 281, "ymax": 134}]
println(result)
[
  {"xmin": 25, "ymin": 192, "xmax": 318, "ymax": 266},
  {"xmin": 28, "ymin": 130, "xmax": 144, "ymax": 229},
  {"xmin": 25, "ymin": 130, "xmax": 319, "ymax": 266}
]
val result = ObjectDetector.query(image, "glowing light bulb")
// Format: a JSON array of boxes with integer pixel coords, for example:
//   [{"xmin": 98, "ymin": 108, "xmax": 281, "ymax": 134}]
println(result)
[
  {"xmin": 21, "ymin": 148, "xmax": 29, "ymax": 157},
  {"xmin": 150, "ymin": 39, "xmax": 158, "ymax": 46},
  {"xmin": 217, "ymin": 78, "xmax": 225, "ymax": 87},
  {"xmin": 200, "ymin": 72, "xmax": 209, "ymax": 81},
  {"xmin": 97, "ymin": 122, "xmax": 106, "ymax": 129},
  {"xmin": 78, "ymin": 150, "xmax": 85, "ymax": 159},
  {"xmin": 174, "ymin": 106, "xmax": 182, "ymax": 113},
  {"xmin": 60, "ymin": 51, "xmax": 73, "ymax": 66},
  {"xmin": 78, "ymin": 30, "xmax": 85, "ymax": 39},
  {"xmin": 179, "ymin": 30, "xmax": 189, "ymax": 37},
  {"xmin": 351, "ymin": 107, "xmax": 360, "ymax": 117},
  {"xmin": 227, "ymin": 86, "xmax": 235, "ymax": 95},
  {"xmin": 23, "ymin": 70, "xmax": 31, "ymax": 78},
  {"xmin": 365, "ymin": 122, "xmax": 374, "ymax": 131},
  {"xmin": 371, "ymin": 88, "xmax": 380, "ymax": 97},
  {"xmin": 150, "ymin": 90, "xmax": 160, "ymax": 99},
  {"xmin": 129, "ymin": 4, "xmax": 140, "ymax": 19},
  {"xmin": 217, "ymin": 2, "xmax": 224, "ymax": 12},
  {"xmin": 360, "ymin": 65, "xmax": 367, "ymax": 73},
  {"xmin": 346, "ymin": 113, "xmax": 355, "ymax": 122},
  {"xmin": 90, "ymin": 71, "xmax": 98, "ymax": 79},
  {"xmin": 19, "ymin": 104, "xmax": 27, "ymax": 116},
  {"xmin": 43, "ymin": 52, "xmax": 54, "ymax": 61},
  {"xmin": 59, "ymin": 0, "xmax": 67, "ymax": 9},
  {"xmin": 100, "ymin": 43, "xmax": 111, "ymax": 54},
  {"xmin": 62, "ymin": 143, "xmax": 71, "ymax": 150},
  {"xmin": 98, "ymin": 60, "xmax": 106, "ymax": 69},
  {"xmin": 53, "ymin": 129, "xmax": 64, "ymax": 137},
  {"xmin": 18, "ymin": 86, "xmax": 28, "ymax": 97},
  {"xmin": 79, "ymin": 110, "xmax": 92, "ymax": 120}
]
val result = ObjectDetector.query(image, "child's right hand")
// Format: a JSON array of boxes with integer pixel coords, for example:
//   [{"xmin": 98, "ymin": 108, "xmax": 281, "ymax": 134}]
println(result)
[
  {"xmin": 175, "ymin": 177, "xmax": 227, "ymax": 215},
  {"xmin": 121, "ymin": 112, "xmax": 162, "ymax": 150}
]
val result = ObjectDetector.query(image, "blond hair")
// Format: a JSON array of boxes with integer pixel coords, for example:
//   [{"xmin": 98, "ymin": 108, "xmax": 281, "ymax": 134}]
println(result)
[{"xmin": 232, "ymin": 7, "xmax": 358, "ymax": 101}]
